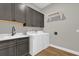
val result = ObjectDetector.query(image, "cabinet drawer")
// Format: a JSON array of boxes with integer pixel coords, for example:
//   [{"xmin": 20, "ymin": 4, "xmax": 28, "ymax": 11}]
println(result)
[
  {"xmin": 16, "ymin": 37, "xmax": 29, "ymax": 43},
  {"xmin": 8, "ymin": 40, "xmax": 16, "ymax": 45}
]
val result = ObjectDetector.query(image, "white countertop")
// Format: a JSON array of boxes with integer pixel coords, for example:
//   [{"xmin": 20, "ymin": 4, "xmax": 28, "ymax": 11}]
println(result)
[
  {"xmin": 0, "ymin": 33, "xmax": 29, "ymax": 41},
  {"xmin": 0, "ymin": 32, "xmax": 49, "ymax": 41}
]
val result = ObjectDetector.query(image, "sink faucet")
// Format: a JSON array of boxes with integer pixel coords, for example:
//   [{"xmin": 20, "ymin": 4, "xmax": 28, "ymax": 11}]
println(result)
[{"xmin": 11, "ymin": 26, "xmax": 16, "ymax": 36}]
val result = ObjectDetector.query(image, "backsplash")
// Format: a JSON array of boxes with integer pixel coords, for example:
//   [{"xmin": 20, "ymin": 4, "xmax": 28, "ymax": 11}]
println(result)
[{"xmin": 0, "ymin": 20, "xmax": 43, "ymax": 34}]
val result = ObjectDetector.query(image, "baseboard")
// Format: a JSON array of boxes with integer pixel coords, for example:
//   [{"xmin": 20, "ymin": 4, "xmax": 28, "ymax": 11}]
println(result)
[
  {"xmin": 49, "ymin": 44, "xmax": 79, "ymax": 56},
  {"xmin": 30, "ymin": 46, "xmax": 48, "ymax": 56}
]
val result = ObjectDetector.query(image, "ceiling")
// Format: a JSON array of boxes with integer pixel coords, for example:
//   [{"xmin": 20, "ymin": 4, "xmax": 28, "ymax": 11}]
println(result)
[{"xmin": 32, "ymin": 3, "xmax": 51, "ymax": 9}]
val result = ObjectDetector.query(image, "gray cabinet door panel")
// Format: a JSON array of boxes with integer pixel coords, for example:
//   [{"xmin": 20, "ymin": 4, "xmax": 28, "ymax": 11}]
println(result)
[
  {"xmin": 0, "ymin": 3, "xmax": 11, "ymax": 20},
  {"xmin": 25, "ymin": 7, "xmax": 44, "ymax": 27},
  {"xmin": 38, "ymin": 13, "xmax": 44, "ymax": 27},
  {"xmin": 32, "ymin": 9, "xmax": 38, "ymax": 27},
  {"xmin": 14, "ymin": 3, "xmax": 25, "ymax": 23},
  {"xmin": 32, "ymin": 9, "xmax": 44, "ymax": 27},
  {"xmin": 8, "ymin": 40, "xmax": 17, "ymax": 56},
  {"xmin": 0, "ymin": 48, "xmax": 9, "ymax": 56},
  {"xmin": 0, "ymin": 41, "xmax": 9, "ymax": 56},
  {"xmin": 8, "ymin": 45, "xmax": 16, "ymax": 56},
  {"xmin": 25, "ymin": 7, "xmax": 33, "ymax": 26},
  {"xmin": 16, "ymin": 37, "xmax": 29, "ymax": 56}
]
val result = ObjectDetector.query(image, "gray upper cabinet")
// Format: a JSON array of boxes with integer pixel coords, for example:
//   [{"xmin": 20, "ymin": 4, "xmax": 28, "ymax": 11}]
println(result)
[
  {"xmin": 32, "ymin": 9, "xmax": 44, "ymax": 27},
  {"xmin": 0, "ymin": 3, "xmax": 25, "ymax": 23},
  {"xmin": 0, "ymin": 3, "xmax": 11, "ymax": 20},
  {"xmin": 11, "ymin": 3, "xmax": 26, "ymax": 23},
  {"xmin": 25, "ymin": 7, "xmax": 44, "ymax": 27},
  {"xmin": 0, "ymin": 3, "xmax": 44, "ymax": 27},
  {"xmin": 14, "ymin": 3, "xmax": 25, "ymax": 23},
  {"xmin": 25, "ymin": 7, "xmax": 33, "ymax": 26}
]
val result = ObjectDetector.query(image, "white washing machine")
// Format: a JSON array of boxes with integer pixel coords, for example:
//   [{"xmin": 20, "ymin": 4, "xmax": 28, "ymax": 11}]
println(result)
[{"xmin": 27, "ymin": 32, "xmax": 49, "ymax": 56}]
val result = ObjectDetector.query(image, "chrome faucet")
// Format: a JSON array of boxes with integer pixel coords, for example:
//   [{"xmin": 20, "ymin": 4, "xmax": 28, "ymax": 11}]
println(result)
[{"xmin": 11, "ymin": 26, "xmax": 16, "ymax": 36}]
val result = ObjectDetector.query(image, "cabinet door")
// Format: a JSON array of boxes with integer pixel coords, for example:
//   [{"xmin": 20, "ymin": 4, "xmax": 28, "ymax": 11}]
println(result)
[
  {"xmin": 16, "ymin": 37, "xmax": 29, "ymax": 56},
  {"xmin": 0, "ymin": 41, "xmax": 9, "ymax": 56},
  {"xmin": 24, "ymin": 6, "xmax": 44, "ymax": 27},
  {"xmin": 26, "ymin": 7, "xmax": 44, "ymax": 27},
  {"xmin": 38, "ymin": 13, "xmax": 44, "ymax": 27},
  {"xmin": 8, "ymin": 40, "xmax": 17, "ymax": 56},
  {"xmin": 26, "ymin": 7, "xmax": 39, "ymax": 27},
  {"xmin": 0, "ymin": 3, "xmax": 11, "ymax": 20},
  {"xmin": 8, "ymin": 45, "xmax": 16, "ymax": 56},
  {"xmin": 32, "ymin": 9, "xmax": 44, "ymax": 27},
  {"xmin": 25, "ymin": 7, "xmax": 33, "ymax": 26},
  {"xmin": 32, "ymin": 9, "xmax": 38, "ymax": 27},
  {"xmin": 14, "ymin": 3, "xmax": 25, "ymax": 23},
  {"xmin": 0, "ymin": 48, "xmax": 9, "ymax": 56}
]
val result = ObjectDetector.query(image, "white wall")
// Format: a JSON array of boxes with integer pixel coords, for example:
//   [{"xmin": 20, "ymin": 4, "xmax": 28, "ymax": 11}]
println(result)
[
  {"xmin": 42, "ymin": 3, "xmax": 79, "ymax": 52},
  {"xmin": 0, "ymin": 20, "xmax": 43, "ymax": 34},
  {"xmin": 0, "ymin": 20, "xmax": 23, "ymax": 34},
  {"xmin": 26, "ymin": 3, "xmax": 42, "ymax": 13}
]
